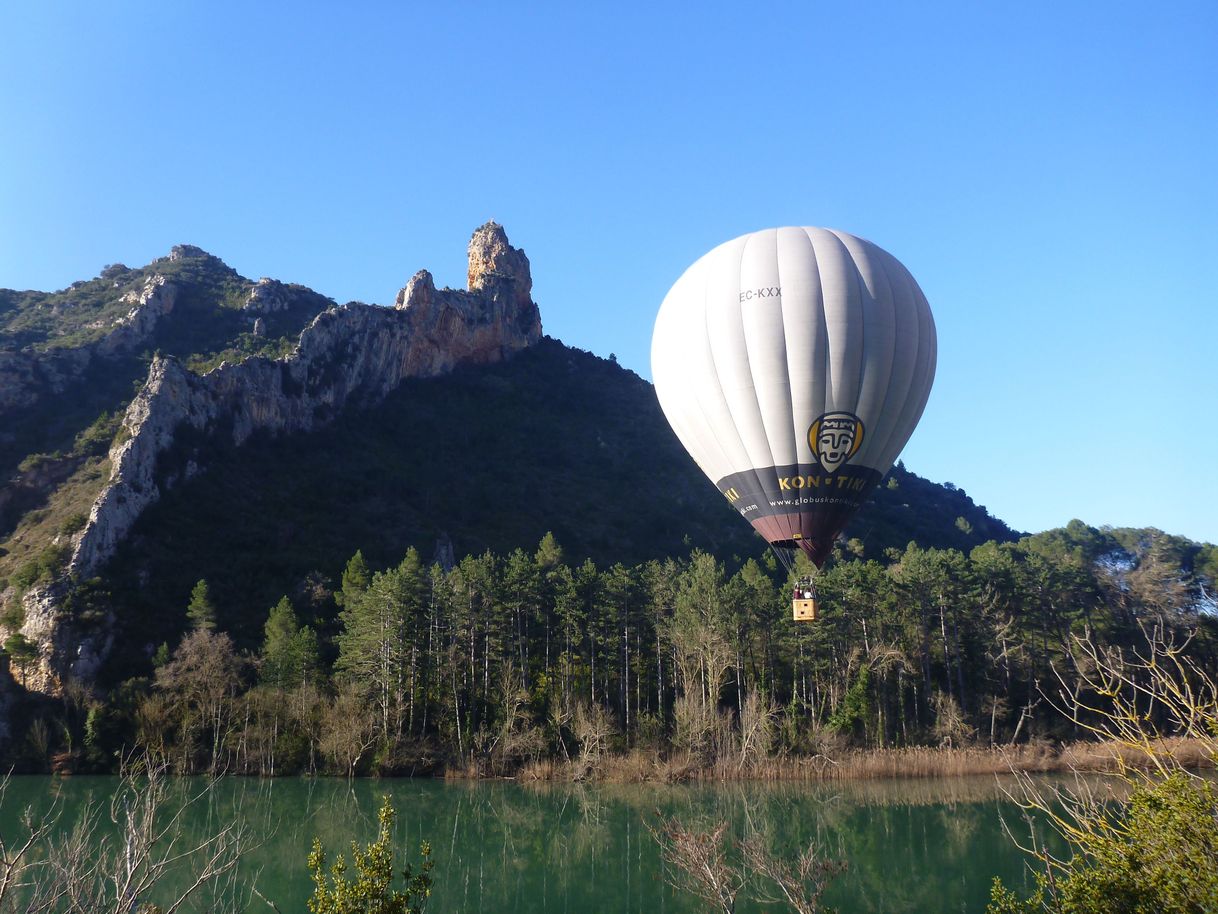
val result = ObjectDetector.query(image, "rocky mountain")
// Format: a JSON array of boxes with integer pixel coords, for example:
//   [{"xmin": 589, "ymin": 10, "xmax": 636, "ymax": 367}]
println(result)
[
  {"xmin": 0, "ymin": 223, "xmax": 1015, "ymax": 695},
  {"xmin": 1, "ymin": 223, "xmax": 539, "ymax": 690}
]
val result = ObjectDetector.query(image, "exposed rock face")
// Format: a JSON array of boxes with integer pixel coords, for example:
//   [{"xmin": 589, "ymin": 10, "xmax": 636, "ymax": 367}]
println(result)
[
  {"xmin": 0, "ymin": 347, "xmax": 100, "ymax": 417},
  {"xmin": 468, "ymin": 221, "xmax": 533, "ymax": 312},
  {"xmin": 244, "ymin": 278, "xmax": 294, "ymax": 313},
  {"xmin": 397, "ymin": 223, "xmax": 540, "ymax": 342},
  {"xmin": 16, "ymin": 580, "xmax": 114, "ymax": 694},
  {"xmin": 20, "ymin": 222, "xmax": 542, "ymax": 691},
  {"xmin": 169, "ymin": 244, "xmax": 208, "ymax": 262},
  {"xmin": 97, "ymin": 275, "xmax": 178, "ymax": 356},
  {"xmin": 396, "ymin": 270, "xmax": 435, "ymax": 310},
  {"xmin": 0, "ymin": 350, "xmax": 48, "ymax": 415},
  {"xmin": 0, "ymin": 274, "xmax": 177, "ymax": 417}
]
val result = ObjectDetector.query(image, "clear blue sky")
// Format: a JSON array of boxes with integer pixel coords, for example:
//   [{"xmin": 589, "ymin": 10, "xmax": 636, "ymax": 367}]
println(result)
[{"xmin": 2, "ymin": 1, "xmax": 1215, "ymax": 544}]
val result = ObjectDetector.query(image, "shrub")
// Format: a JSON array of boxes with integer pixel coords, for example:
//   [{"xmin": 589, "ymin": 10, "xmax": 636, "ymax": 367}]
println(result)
[
  {"xmin": 72, "ymin": 411, "xmax": 121, "ymax": 457},
  {"xmin": 988, "ymin": 628, "xmax": 1218, "ymax": 914},
  {"xmin": 60, "ymin": 512, "xmax": 89, "ymax": 536},
  {"xmin": 10, "ymin": 544, "xmax": 71, "ymax": 595},
  {"xmin": 988, "ymin": 773, "xmax": 1218, "ymax": 914},
  {"xmin": 0, "ymin": 598, "xmax": 24, "ymax": 629},
  {"xmin": 17, "ymin": 452, "xmax": 59, "ymax": 474},
  {"xmin": 307, "ymin": 795, "xmax": 433, "ymax": 914}
]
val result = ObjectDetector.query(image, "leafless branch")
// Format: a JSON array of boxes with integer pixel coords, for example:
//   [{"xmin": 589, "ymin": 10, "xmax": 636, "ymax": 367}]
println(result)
[
  {"xmin": 739, "ymin": 831, "xmax": 847, "ymax": 914},
  {"xmin": 0, "ymin": 771, "xmax": 61, "ymax": 909},
  {"xmin": 649, "ymin": 815, "xmax": 745, "ymax": 914},
  {"xmin": 20, "ymin": 754, "xmax": 255, "ymax": 914}
]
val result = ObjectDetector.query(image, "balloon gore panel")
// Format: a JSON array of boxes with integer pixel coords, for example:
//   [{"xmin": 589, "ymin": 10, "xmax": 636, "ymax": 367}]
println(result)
[{"xmin": 652, "ymin": 226, "xmax": 936, "ymax": 569}]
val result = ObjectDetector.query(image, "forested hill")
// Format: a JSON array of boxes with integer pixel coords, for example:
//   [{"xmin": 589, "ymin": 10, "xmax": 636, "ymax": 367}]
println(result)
[
  {"xmin": 2, "ymin": 233, "xmax": 1216, "ymax": 776},
  {"xmin": 0, "ymin": 226, "xmax": 1018, "ymax": 697},
  {"xmin": 99, "ymin": 336, "xmax": 1017, "ymax": 652}
]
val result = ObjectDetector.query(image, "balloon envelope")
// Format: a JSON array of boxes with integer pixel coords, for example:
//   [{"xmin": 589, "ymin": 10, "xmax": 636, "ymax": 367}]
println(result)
[{"xmin": 651, "ymin": 227, "xmax": 936, "ymax": 567}]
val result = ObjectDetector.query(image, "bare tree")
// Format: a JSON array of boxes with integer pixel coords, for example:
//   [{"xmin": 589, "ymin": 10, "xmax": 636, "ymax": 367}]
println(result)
[
  {"xmin": 0, "ymin": 773, "xmax": 59, "ymax": 909},
  {"xmin": 650, "ymin": 816, "xmax": 745, "ymax": 914},
  {"xmin": 737, "ymin": 689, "xmax": 778, "ymax": 771},
  {"xmin": 994, "ymin": 624, "xmax": 1218, "ymax": 912},
  {"xmin": 572, "ymin": 701, "xmax": 615, "ymax": 779},
  {"xmin": 8, "ymin": 757, "xmax": 254, "ymax": 914},
  {"xmin": 931, "ymin": 690, "xmax": 975, "ymax": 748},
  {"xmin": 1044, "ymin": 622, "xmax": 1217, "ymax": 774},
  {"xmin": 739, "ymin": 832, "xmax": 846, "ymax": 914},
  {"xmin": 154, "ymin": 630, "xmax": 247, "ymax": 773},
  {"xmin": 319, "ymin": 684, "xmax": 378, "ymax": 777},
  {"xmin": 650, "ymin": 814, "xmax": 846, "ymax": 914},
  {"xmin": 484, "ymin": 663, "xmax": 545, "ymax": 775}
]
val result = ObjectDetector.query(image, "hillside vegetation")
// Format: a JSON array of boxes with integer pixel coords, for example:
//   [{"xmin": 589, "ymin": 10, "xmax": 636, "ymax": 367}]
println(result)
[
  {"xmin": 5, "ymin": 520, "xmax": 1215, "ymax": 777},
  {"xmin": 0, "ymin": 248, "xmax": 332, "ymax": 563},
  {"xmin": 1, "ymin": 241, "xmax": 1214, "ymax": 779},
  {"xmin": 95, "ymin": 337, "xmax": 1017, "ymax": 656}
]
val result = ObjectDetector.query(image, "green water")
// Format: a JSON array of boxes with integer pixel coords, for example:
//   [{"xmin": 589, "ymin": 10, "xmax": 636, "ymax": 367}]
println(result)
[{"xmin": 0, "ymin": 775, "xmax": 1052, "ymax": 912}]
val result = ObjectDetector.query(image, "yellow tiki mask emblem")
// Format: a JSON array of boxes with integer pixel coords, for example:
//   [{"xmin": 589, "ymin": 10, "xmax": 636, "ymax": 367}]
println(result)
[{"xmin": 808, "ymin": 412, "xmax": 864, "ymax": 474}]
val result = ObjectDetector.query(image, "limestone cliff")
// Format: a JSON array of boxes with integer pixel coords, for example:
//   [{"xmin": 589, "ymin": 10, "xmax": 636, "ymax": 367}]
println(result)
[
  {"xmin": 0, "ymin": 274, "xmax": 179, "ymax": 416},
  {"xmin": 16, "ymin": 222, "xmax": 541, "ymax": 691}
]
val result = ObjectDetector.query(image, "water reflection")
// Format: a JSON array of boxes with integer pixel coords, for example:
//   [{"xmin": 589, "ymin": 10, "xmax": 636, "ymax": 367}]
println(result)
[{"xmin": 1, "ymin": 775, "xmax": 1067, "ymax": 913}]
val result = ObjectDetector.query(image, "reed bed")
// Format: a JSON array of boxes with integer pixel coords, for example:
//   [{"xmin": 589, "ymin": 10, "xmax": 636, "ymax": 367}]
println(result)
[{"xmin": 512, "ymin": 739, "xmax": 1213, "ymax": 784}]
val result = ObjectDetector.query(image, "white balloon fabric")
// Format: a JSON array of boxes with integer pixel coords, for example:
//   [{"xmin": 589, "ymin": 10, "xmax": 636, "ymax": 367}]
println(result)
[{"xmin": 652, "ymin": 227, "xmax": 936, "ymax": 567}]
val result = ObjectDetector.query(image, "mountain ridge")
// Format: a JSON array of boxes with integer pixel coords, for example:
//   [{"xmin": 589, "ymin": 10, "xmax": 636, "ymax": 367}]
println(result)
[
  {"xmin": 2, "ymin": 222, "xmax": 540, "ymax": 690},
  {"xmin": 9, "ymin": 223, "xmax": 1194, "ymax": 700}
]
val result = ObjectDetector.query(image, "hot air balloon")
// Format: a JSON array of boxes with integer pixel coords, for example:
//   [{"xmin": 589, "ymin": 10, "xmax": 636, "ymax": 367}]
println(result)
[{"xmin": 651, "ymin": 227, "xmax": 936, "ymax": 620}]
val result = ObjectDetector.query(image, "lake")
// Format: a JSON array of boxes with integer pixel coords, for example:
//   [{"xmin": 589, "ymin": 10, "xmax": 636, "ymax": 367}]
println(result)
[{"xmin": 0, "ymin": 774, "xmax": 1057, "ymax": 912}]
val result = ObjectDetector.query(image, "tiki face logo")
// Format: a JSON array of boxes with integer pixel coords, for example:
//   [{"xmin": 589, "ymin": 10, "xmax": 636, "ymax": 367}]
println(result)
[{"xmin": 808, "ymin": 412, "xmax": 864, "ymax": 473}]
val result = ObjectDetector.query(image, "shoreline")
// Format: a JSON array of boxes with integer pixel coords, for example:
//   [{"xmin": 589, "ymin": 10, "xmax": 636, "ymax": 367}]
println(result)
[
  {"xmin": 25, "ymin": 738, "xmax": 1212, "ymax": 783},
  {"xmin": 452, "ymin": 738, "xmax": 1215, "ymax": 784}
]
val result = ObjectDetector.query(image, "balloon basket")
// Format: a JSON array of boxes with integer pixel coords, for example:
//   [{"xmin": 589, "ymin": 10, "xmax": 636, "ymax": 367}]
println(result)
[
  {"xmin": 792, "ymin": 577, "xmax": 818, "ymax": 622},
  {"xmin": 792, "ymin": 597, "xmax": 818, "ymax": 622}
]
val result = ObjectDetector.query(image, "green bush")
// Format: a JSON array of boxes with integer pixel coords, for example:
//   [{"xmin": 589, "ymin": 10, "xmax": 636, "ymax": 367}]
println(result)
[
  {"xmin": 72, "ymin": 411, "xmax": 122, "ymax": 457},
  {"xmin": 4, "ymin": 632, "xmax": 39, "ymax": 676},
  {"xmin": 988, "ymin": 773, "xmax": 1218, "ymax": 914},
  {"xmin": 307, "ymin": 795, "xmax": 433, "ymax": 914},
  {"xmin": 17, "ymin": 452, "xmax": 59, "ymax": 474},
  {"xmin": 0, "ymin": 598, "xmax": 24, "ymax": 629},
  {"xmin": 11, "ymin": 544, "xmax": 71, "ymax": 595},
  {"xmin": 10, "ymin": 563, "xmax": 40, "ymax": 593},
  {"xmin": 60, "ymin": 512, "xmax": 89, "ymax": 536}
]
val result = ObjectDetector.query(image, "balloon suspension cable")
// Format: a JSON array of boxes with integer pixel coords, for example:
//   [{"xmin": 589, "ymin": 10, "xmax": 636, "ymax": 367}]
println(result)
[{"xmin": 768, "ymin": 542, "xmax": 796, "ymax": 576}]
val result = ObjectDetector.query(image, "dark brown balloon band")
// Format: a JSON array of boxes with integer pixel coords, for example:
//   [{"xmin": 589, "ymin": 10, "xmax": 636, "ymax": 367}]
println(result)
[{"xmin": 716, "ymin": 464, "xmax": 883, "ymax": 567}]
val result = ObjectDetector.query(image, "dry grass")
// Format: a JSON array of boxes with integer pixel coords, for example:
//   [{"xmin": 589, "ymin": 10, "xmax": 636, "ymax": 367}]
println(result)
[
  {"xmin": 508, "ymin": 738, "xmax": 1214, "ymax": 784},
  {"xmin": 441, "ymin": 758, "xmax": 483, "ymax": 780},
  {"xmin": 518, "ymin": 749, "xmax": 662, "ymax": 783},
  {"xmin": 1056, "ymin": 737, "xmax": 1214, "ymax": 772},
  {"xmin": 599, "ymin": 750, "xmax": 659, "ymax": 782},
  {"xmin": 0, "ymin": 455, "xmax": 109, "ymax": 578}
]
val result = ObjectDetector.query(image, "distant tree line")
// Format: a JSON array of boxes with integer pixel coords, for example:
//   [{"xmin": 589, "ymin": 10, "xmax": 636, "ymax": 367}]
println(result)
[{"xmin": 4, "ymin": 521, "xmax": 1216, "ymax": 776}]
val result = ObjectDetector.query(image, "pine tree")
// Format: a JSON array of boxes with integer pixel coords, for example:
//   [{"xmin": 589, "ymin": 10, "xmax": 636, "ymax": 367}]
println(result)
[
  {"xmin": 261, "ymin": 596, "xmax": 320, "ymax": 689},
  {"xmin": 533, "ymin": 533, "xmax": 566, "ymax": 693},
  {"xmin": 336, "ymin": 549, "xmax": 427, "ymax": 741},
  {"xmin": 186, "ymin": 579, "xmax": 217, "ymax": 632},
  {"xmin": 336, "ymin": 550, "xmax": 371, "ymax": 608},
  {"xmin": 501, "ymin": 548, "xmax": 539, "ymax": 689},
  {"xmin": 534, "ymin": 532, "xmax": 563, "ymax": 571},
  {"xmin": 3, "ymin": 632, "xmax": 38, "ymax": 685}
]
